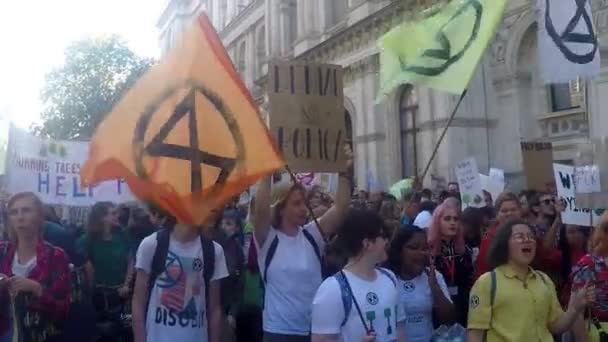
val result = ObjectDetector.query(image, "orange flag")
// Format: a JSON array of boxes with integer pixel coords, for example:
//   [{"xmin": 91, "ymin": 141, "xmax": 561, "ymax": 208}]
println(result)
[{"xmin": 81, "ymin": 15, "xmax": 285, "ymax": 225}]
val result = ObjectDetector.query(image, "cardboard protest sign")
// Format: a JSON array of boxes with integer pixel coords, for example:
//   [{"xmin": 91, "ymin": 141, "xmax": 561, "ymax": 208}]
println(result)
[
  {"xmin": 5, "ymin": 125, "xmax": 134, "ymax": 206},
  {"xmin": 521, "ymin": 142, "xmax": 555, "ymax": 192},
  {"xmin": 455, "ymin": 158, "xmax": 484, "ymax": 208},
  {"xmin": 553, "ymin": 163, "xmax": 603, "ymax": 226},
  {"xmin": 268, "ymin": 61, "xmax": 346, "ymax": 172}
]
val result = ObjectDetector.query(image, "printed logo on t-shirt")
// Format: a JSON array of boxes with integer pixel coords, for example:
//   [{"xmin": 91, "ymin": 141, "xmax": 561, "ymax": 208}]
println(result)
[
  {"xmin": 192, "ymin": 258, "xmax": 203, "ymax": 272},
  {"xmin": 470, "ymin": 294, "xmax": 480, "ymax": 308},
  {"xmin": 366, "ymin": 292, "xmax": 379, "ymax": 305},
  {"xmin": 402, "ymin": 281, "xmax": 415, "ymax": 292},
  {"xmin": 153, "ymin": 251, "xmax": 206, "ymax": 328}
]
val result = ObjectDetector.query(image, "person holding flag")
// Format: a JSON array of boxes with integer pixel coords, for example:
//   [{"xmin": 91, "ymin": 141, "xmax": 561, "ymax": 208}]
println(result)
[
  {"xmin": 79, "ymin": 8, "xmax": 286, "ymax": 342},
  {"xmin": 252, "ymin": 148, "xmax": 353, "ymax": 342}
]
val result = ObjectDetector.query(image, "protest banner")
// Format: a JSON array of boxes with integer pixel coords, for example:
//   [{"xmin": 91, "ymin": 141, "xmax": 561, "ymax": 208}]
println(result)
[
  {"xmin": 267, "ymin": 61, "xmax": 346, "ymax": 173},
  {"xmin": 537, "ymin": 0, "xmax": 600, "ymax": 83},
  {"xmin": 5, "ymin": 125, "xmax": 134, "ymax": 206},
  {"xmin": 82, "ymin": 15, "xmax": 285, "ymax": 225},
  {"xmin": 521, "ymin": 141, "xmax": 555, "ymax": 192},
  {"xmin": 553, "ymin": 163, "xmax": 603, "ymax": 226},
  {"xmin": 378, "ymin": 0, "xmax": 506, "ymax": 96},
  {"xmin": 455, "ymin": 158, "xmax": 484, "ymax": 209}
]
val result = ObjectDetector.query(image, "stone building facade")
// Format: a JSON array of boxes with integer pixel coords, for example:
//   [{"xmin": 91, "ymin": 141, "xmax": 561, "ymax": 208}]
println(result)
[{"xmin": 157, "ymin": 0, "xmax": 608, "ymax": 191}]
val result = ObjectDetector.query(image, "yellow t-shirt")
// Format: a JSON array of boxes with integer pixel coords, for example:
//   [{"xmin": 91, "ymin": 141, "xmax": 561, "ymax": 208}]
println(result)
[{"xmin": 468, "ymin": 265, "xmax": 564, "ymax": 342}]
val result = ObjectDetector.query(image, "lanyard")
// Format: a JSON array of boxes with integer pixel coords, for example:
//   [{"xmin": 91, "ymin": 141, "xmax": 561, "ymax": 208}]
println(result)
[{"xmin": 441, "ymin": 244, "xmax": 456, "ymax": 284}]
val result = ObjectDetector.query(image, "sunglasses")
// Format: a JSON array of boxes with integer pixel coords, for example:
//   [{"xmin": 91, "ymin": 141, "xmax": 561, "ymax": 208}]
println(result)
[{"xmin": 541, "ymin": 199, "xmax": 555, "ymax": 205}]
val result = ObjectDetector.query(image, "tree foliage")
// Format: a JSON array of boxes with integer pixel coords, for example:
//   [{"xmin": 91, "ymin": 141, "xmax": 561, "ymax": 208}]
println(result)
[{"xmin": 33, "ymin": 35, "xmax": 154, "ymax": 140}]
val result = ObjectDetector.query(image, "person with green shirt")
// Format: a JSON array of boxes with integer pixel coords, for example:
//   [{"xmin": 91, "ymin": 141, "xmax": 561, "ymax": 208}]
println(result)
[{"xmin": 76, "ymin": 202, "xmax": 131, "ymax": 329}]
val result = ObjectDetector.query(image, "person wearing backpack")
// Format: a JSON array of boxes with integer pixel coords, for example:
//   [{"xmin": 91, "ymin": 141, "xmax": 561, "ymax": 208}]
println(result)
[
  {"xmin": 311, "ymin": 209, "xmax": 406, "ymax": 342},
  {"xmin": 131, "ymin": 209, "xmax": 229, "ymax": 342},
  {"xmin": 467, "ymin": 219, "xmax": 595, "ymax": 342},
  {"xmin": 252, "ymin": 150, "xmax": 352, "ymax": 342}
]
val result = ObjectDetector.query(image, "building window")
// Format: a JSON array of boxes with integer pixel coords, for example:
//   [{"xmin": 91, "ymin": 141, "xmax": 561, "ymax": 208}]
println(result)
[
  {"xmin": 256, "ymin": 26, "xmax": 266, "ymax": 77},
  {"xmin": 399, "ymin": 85, "xmax": 419, "ymax": 178},
  {"xmin": 219, "ymin": 0, "xmax": 228, "ymax": 28},
  {"xmin": 550, "ymin": 78, "xmax": 583, "ymax": 112},
  {"xmin": 327, "ymin": 0, "xmax": 348, "ymax": 28},
  {"xmin": 237, "ymin": 41, "xmax": 247, "ymax": 76},
  {"xmin": 288, "ymin": 1, "xmax": 298, "ymax": 46}
]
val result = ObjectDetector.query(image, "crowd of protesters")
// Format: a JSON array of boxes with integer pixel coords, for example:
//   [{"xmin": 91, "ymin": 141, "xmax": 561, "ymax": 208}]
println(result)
[{"xmin": 0, "ymin": 173, "xmax": 607, "ymax": 342}]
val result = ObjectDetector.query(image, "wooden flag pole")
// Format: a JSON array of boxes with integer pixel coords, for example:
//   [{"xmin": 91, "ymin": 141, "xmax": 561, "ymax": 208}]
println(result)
[{"xmin": 419, "ymin": 90, "xmax": 468, "ymax": 182}]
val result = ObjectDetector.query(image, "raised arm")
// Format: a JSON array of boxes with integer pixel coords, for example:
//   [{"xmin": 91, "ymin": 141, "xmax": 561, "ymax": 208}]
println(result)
[
  {"xmin": 318, "ymin": 146, "xmax": 354, "ymax": 235},
  {"xmin": 252, "ymin": 177, "xmax": 272, "ymax": 246}
]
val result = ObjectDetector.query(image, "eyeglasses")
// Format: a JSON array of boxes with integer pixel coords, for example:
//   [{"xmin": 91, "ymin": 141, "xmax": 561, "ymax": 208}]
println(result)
[
  {"xmin": 510, "ymin": 232, "xmax": 536, "ymax": 243},
  {"xmin": 443, "ymin": 216, "xmax": 459, "ymax": 222}
]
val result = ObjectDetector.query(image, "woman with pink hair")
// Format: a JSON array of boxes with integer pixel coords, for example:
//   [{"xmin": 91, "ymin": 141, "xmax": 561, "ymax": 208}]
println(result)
[{"xmin": 428, "ymin": 201, "xmax": 474, "ymax": 327}]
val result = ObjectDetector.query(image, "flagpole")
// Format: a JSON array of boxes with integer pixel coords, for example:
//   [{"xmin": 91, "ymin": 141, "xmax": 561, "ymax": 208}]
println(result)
[
  {"xmin": 284, "ymin": 164, "xmax": 326, "ymax": 240},
  {"xmin": 419, "ymin": 89, "xmax": 468, "ymax": 182}
]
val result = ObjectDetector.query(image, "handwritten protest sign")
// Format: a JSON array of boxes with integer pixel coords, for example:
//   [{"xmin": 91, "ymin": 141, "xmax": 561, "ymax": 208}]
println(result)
[
  {"xmin": 455, "ymin": 158, "xmax": 484, "ymax": 208},
  {"xmin": 553, "ymin": 163, "xmax": 603, "ymax": 226},
  {"xmin": 575, "ymin": 165, "xmax": 601, "ymax": 194},
  {"xmin": 489, "ymin": 168, "xmax": 505, "ymax": 186},
  {"xmin": 521, "ymin": 142, "xmax": 555, "ymax": 192},
  {"xmin": 5, "ymin": 125, "xmax": 134, "ymax": 206},
  {"xmin": 480, "ymin": 173, "xmax": 504, "ymax": 204},
  {"xmin": 268, "ymin": 61, "xmax": 346, "ymax": 172}
]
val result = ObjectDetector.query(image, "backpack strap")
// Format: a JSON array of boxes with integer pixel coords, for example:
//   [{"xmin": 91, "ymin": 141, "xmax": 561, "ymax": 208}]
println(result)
[
  {"xmin": 200, "ymin": 235, "xmax": 215, "ymax": 303},
  {"xmin": 302, "ymin": 229, "xmax": 321, "ymax": 264},
  {"xmin": 376, "ymin": 267, "xmax": 397, "ymax": 287},
  {"xmin": 490, "ymin": 270, "xmax": 497, "ymax": 306},
  {"xmin": 333, "ymin": 271, "xmax": 353, "ymax": 327},
  {"xmin": 147, "ymin": 230, "xmax": 171, "ymax": 312},
  {"xmin": 536, "ymin": 271, "xmax": 548, "ymax": 285},
  {"xmin": 263, "ymin": 235, "xmax": 279, "ymax": 283}
]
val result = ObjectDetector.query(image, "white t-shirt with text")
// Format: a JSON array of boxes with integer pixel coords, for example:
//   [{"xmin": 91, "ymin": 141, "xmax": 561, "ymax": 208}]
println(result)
[
  {"xmin": 255, "ymin": 221, "xmax": 325, "ymax": 335},
  {"xmin": 399, "ymin": 270, "xmax": 451, "ymax": 342},
  {"xmin": 312, "ymin": 269, "xmax": 406, "ymax": 342},
  {"xmin": 135, "ymin": 233, "xmax": 229, "ymax": 342}
]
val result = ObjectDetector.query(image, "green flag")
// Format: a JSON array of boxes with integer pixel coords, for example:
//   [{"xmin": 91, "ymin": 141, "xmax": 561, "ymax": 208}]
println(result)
[{"xmin": 378, "ymin": 0, "xmax": 506, "ymax": 96}]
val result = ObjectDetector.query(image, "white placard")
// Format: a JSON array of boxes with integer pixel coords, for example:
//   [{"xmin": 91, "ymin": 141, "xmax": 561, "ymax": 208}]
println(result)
[
  {"xmin": 5, "ymin": 125, "xmax": 134, "ymax": 206},
  {"xmin": 480, "ymin": 173, "xmax": 504, "ymax": 205},
  {"xmin": 455, "ymin": 158, "xmax": 484, "ymax": 208},
  {"xmin": 489, "ymin": 168, "xmax": 505, "ymax": 186},
  {"xmin": 574, "ymin": 165, "xmax": 601, "ymax": 193},
  {"xmin": 553, "ymin": 163, "xmax": 602, "ymax": 226}
]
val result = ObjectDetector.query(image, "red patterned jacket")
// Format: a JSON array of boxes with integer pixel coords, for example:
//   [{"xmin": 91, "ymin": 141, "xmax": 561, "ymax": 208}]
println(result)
[{"xmin": 0, "ymin": 240, "xmax": 71, "ymax": 340}]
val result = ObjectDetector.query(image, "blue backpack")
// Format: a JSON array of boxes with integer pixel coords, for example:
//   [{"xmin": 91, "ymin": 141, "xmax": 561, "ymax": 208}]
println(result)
[{"xmin": 333, "ymin": 267, "xmax": 397, "ymax": 327}]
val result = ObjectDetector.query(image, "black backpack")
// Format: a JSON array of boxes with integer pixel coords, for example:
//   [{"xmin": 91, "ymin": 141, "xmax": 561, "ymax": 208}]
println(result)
[
  {"xmin": 146, "ymin": 229, "xmax": 216, "ymax": 311},
  {"xmin": 262, "ymin": 229, "xmax": 321, "ymax": 284}
]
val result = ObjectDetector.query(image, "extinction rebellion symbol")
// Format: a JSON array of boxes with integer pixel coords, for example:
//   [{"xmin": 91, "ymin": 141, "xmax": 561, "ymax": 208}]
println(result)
[
  {"xmin": 401, "ymin": 0, "xmax": 483, "ymax": 76},
  {"xmin": 132, "ymin": 81, "xmax": 246, "ymax": 193},
  {"xmin": 545, "ymin": 0, "xmax": 598, "ymax": 64}
]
